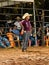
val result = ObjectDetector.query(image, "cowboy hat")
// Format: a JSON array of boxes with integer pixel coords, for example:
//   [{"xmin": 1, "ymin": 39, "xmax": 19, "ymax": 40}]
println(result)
[
  {"xmin": 22, "ymin": 13, "xmax": 32, "ymax": 19},
  {"xmin": 15, "ymin": 16, "xmax": 21, "ymax": 20}
]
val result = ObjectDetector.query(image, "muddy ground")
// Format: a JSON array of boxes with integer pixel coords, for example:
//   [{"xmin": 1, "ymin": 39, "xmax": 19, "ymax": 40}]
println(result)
[{"xmin": 0, "ymin": 47, "xmax": 49, "ymax": 65}]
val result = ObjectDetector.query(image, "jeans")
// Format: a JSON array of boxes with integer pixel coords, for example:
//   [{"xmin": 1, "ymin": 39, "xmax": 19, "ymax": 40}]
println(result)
[
  {"xmin": 22, "ymin": 31, "xmax": 30, "ymax": 50},
  {"xmin": 11, "ymin": 30, "xmax": 20, "ymax": 36},
  {"xmin": 2, "ymin": 37, "xmax": 10, "ymax": 47},
  {"xmin": 0, "ymin": 40, "xmax": 6, "ymax": 48},
  {"xmin": 29, "ymin": 36, "xmax": 35, "ymax": 45}
]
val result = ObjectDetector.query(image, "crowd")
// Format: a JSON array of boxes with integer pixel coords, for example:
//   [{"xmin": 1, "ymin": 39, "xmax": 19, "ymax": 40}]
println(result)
[{"xmin": 0, "ymin": 13, "xmax": 49, "ymax": 52}]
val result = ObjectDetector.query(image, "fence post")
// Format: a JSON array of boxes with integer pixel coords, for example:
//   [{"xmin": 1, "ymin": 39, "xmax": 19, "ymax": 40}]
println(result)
[
  {"xmin": 42, "ymin": 10, "xmax": 45, "ymax": 46},
  {"xmin": 33, "ymin": 0, "xmax": 37, "ymax": 46}
]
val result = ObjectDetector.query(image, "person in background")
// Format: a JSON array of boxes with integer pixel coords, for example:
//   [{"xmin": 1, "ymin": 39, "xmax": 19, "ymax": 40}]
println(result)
[
  {"xmin": 46, "ymin": 36, "xmax": 49, "ymax": 47},
  {"xmin": 0, "ymin": 30, "xmax": 6, "ymax": 48},
  {"xmin": 28, "ymin": 27, "xmax": 35, "ymax": 47},
  {"xmin": 46, "ymin": 27, "xmax": 49, "ymax": 47},
  {"xmin": 0, "ymin": 30, "xmax": 10, "ymax": 48},
  {"xmin": 5, "ymin": 19, "xmax": 12, "ymax": 33},
  {"xmin": 7, "ymin": 28, "xmax": 15, "ymax": 48},
  {"xmin": 14, "ymin": 16, "xmax": 21, "ymax": 31},
  {"xmin": 11, "ymin": 25, "xmax": 20, "ymax": 36},
  {"xmin": 37, "ymin": 27, "xmax": 42, "ymax": 46},
  {"xmin": 46, "ymin": 27, "xmax": 49, "ymax": 36},
  {"xmin": 20, "ymin": 13, "xmax": 32, "ymax": 52},
  {"xmin": 13, "ymin": 16, "xmax": 23, "ymax": 41},
  {"xmin": 13, "ymin": 16, "xmax": 22, "ymax": 38},
  {"xmin": 2, "ymin": 37, "xmax": 10, "ymax": 47}
]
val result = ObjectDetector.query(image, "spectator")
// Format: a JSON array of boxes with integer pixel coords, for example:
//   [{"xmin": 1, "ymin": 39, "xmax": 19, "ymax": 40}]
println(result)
[
  {"xmin": 28, "ymin": 27, "xmax": 35, "ymax": 47},
  {"xmin": 37, "ymin": 27, "xmax": 42, "ymax": 46},
  {"xmin": 13, "ymin": 16, "xmax": 24, "ymax": 42},
  {"xmin": 12, "ymin": 16, "xmax": 22, "ymax": 36},
  {"xmin": 2, "ymin": 37, "xmax": 10, "ymax": 47},
  {"xmin": 7, "ymin": 28, "xmax": 15, "ymax": 48},
  {"xmin": 0, "ymin": 30, "xmax": 10, "ymax": 48},
  {"xmin": 46, "ymin": 27, "xmax": 49, "ymax": 36},
  {"xmin": 0, "ymin": 30, "xmax": 6, "ymax": 48},
  {"xmin": 45, "ymin": 28, "xmax": 49, "ymax": 47},
  {"xmin": 11, "ymin": 25, "xmax": 20, "ymax": 36},
  {"xmin": 14, "ymin": 16, "xmax": 21, "ymax": 31},
  {"xmin": 46, "ymin": 36, "xmax": 49, "ymax": 47}
]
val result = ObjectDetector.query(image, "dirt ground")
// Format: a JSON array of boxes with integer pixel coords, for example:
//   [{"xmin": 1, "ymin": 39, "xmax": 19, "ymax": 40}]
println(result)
[{"xmin": 0, "ymin": 47, "xmax": 49, "ymax": 65}]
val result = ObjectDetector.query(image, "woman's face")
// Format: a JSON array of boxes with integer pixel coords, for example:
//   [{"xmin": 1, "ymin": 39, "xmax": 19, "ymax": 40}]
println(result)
[{"xmin": 25, "ymin": 16, "xmax": 30, "ymax": 21}]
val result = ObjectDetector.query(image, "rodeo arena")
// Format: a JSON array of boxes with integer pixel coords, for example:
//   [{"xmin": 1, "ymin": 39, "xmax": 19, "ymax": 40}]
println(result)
[{"xmin": 0, "ymin": 0, "xmax": 49, "ymax": 65}]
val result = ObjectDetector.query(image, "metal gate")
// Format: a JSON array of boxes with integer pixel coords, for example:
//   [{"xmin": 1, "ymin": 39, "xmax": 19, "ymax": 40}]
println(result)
[
  {"xmin": 35, "ymin": 9, "xmax": 49, "ymax": 46},
  {"xmin": 0, "ymin": 1, "xmax": 49, "ymax": 46}
]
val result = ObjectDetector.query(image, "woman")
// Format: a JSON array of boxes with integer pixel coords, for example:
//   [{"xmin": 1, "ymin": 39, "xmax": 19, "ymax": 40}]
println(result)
[{"xmin": 20, "ymin": 13, "xmax": 32, "ymax": 52}]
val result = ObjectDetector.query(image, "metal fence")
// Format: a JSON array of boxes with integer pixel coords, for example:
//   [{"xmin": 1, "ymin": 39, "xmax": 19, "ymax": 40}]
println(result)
[{"xmin": 0, "ymin": 1, "xmax": 49, "ymax": 45}]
